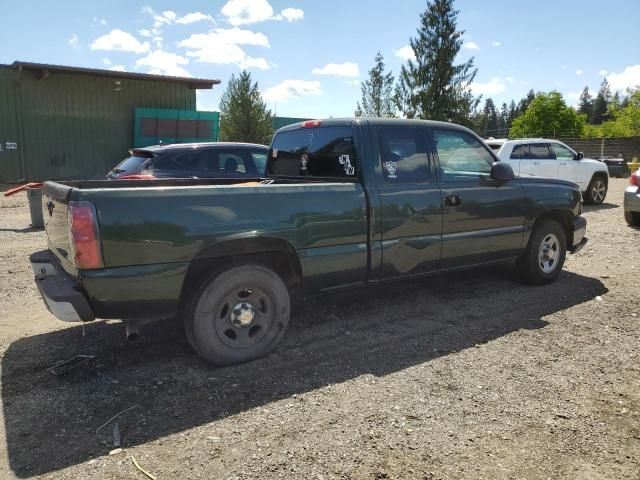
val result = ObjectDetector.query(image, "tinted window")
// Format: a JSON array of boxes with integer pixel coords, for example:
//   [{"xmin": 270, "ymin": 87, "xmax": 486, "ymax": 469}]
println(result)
[
  {"xmin": 269, "ymin": 127, "xmax": 357, "ymax": 178},
  {"xmin": 379, "ymin": 126, "xmax": 429, "ymax": 182},
  {"xmin": 529, "ymin": 144, "xmax": 553, "ymax": 160},
  {"xmin": 550, "ymin": 143, "xmax": 575, "ymax": 161},
  {"xmin": 250, "ymin": 150, "xmax": 268, "ymax": 174},
  {"xmin": 434, "ymin": 129, "xmax": 494, "ymax": 181},
  {"xmin": 111, "ymin": 155, "xmax": 151, "ymax": 174},
  {"xmin": 154, "ymin": 151, "xmax": 211, "ymax": 171},
  {"xmin": 217, "ymin": 151, "xmax": 246, "ymax": 173},
  {"xmin": 510, "ymin": 144, "xmax": 529, "ymax": 159}
]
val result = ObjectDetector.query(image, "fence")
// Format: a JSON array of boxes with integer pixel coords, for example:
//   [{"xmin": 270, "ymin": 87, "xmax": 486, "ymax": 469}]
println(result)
[{"xmin": 559, "ymin": 137, "xmax": 640, "ymax": 162}]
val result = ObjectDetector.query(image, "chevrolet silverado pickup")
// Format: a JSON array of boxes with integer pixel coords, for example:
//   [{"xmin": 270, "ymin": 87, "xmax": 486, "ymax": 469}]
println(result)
[{"xmin": 31, "ymin": 118, "xmax": 588, "ymax": 365}]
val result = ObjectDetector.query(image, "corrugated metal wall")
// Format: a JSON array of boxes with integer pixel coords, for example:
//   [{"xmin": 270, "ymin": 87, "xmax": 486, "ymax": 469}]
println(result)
[{"xmin": 0, "ymin": 66, "xmax": 196, "ymax": 182}]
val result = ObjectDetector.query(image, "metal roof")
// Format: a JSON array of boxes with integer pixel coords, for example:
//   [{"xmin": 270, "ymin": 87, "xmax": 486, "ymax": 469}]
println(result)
[{"xmin": 6, "ymin": 61, "xmax": 220, "ymax": 90}]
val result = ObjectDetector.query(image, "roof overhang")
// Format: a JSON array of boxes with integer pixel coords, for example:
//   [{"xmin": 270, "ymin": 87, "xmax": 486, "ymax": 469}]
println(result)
[{"xmin": 9, "ymin": 61, "xmax": 220, "ymax": 90}]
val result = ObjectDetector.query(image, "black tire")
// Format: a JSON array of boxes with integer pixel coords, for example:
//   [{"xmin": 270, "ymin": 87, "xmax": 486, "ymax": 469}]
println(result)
[
  {"xmin": 517, "ymin": 219, "xmax": 567, "ymax": 285},
  {"xmin": 625, "ymin": 210, "xmax": 640, "ymax": 226},
  {"xmin": 185, "ymin": 265, "xmax": 290, "ymax": 365},
  {"xmin": 583, "ymin": 174, "xmax": 608, "ymax": 205}
]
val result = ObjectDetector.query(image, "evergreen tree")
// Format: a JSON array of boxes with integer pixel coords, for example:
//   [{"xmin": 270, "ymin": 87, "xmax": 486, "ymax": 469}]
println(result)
[
  {"xmin": 354, "ymin": 52, "xmax": 396, "ymax": 117},
  {"xmin": 516, "ymin": 89, "xmax": 536, "ymax": 116},
  {"xmin": 219, "ymin": 70, "xmax": 273, "ymax": 144},
  {"xmin": 395, "ymin": 0, "xmax": 478, "ymax": 124},
  {"xmin": 590, "ymin": 79, "xmax": 611, "ymax": 125},
  {"xmin": 499, "ymin": 102, "xmax": 509, "ymax": 136},
  {"xmin": 577, "ymin": 86, "xmax": 593, "ymax": 117},
  {"xmin": 508, "ymin": 100, "xmax": 517, "ymax": 126},
  {"xmin": 483, "ymin": 98, "xmax": 498, "ymax": 136}
]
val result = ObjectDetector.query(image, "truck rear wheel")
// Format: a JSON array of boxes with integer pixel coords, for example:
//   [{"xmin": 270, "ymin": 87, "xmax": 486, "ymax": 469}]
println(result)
[
  {"xmin": 185, "ymin": 265, "xmax": 290, "ymax": 365},
  {"xmin": 517, "ymin": 219, "xmax": 567, "ymax": 285}
]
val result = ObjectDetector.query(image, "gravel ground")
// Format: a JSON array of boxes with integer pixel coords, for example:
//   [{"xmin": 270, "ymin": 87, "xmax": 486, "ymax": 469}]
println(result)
[{"xmin": 0, "ymin": 179, "xmax": 638, "ymax": 479}]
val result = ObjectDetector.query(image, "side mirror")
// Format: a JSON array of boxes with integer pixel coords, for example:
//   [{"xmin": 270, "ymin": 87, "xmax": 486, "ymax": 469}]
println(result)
[
  {"xmin": 491, "ymin": 161, "xmax": 515, "ymax": 181},
  {"xmin": 575, "ymin": 152, "xmax": 584, "ymax": 160}
]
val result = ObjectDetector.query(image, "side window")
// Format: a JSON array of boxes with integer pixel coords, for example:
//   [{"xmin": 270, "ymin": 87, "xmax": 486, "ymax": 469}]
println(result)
[
  {"xmin": 216, "ymin": 151, "xmax": 247, "ymax": 173},
  {"xmin": 379, "ymin": 126, "xmax": 430, "ymax": 183},
  {"xmin": 550, "ymin": 143, "xmax": 575, "ymax": 161},
  {"xmin": 250, "ymin": 150, "xmax": 268, "ymax": 174},
  {"xmin": 434, "ymin": 129, "xmax": 494, "ymax": 181},
  {"xmin": 155, "ymin": 151, "xmax": 209, "ymax": 171},
  {"xmin": 269, "ymin": 127, "xmax": 357, "ymax": 178},
  {"xmin": 510, "ymin": 144, "xmax": 529, "ymax": 159},
  {"xmin": 529, "ymin": 144, "xmax": 553, "ymax": 160}
]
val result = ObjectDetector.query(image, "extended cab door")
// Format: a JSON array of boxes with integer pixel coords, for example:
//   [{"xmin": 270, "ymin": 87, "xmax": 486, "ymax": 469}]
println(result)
[
  {"xmin": 373, "ymin": 124, "xmax": 442, "ymax": 278},
  {"xmin": 432, "ymin": 128, "xmax": 526, "ymax": 269}
]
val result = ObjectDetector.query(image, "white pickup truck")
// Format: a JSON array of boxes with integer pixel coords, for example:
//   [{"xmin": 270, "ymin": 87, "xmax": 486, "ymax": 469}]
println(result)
[{"xmin": 486, "ymin": 138, "xmax": 609, "ymax": 205}]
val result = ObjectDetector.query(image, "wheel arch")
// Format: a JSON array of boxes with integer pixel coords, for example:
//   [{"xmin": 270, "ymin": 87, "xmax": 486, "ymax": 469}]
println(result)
[
  {"xmin": 178, "ymin": 236, "xmax": 302, "ymax": 309},
  {"xmin": 531, "ymin": 210, "xmax": 574, "ymax": 249}
]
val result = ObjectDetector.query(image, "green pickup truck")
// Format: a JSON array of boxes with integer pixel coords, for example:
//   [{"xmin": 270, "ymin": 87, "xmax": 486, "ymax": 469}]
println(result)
[{"xmin": 31, "ymin": 118, "xmax": 587, "ymax": 365}]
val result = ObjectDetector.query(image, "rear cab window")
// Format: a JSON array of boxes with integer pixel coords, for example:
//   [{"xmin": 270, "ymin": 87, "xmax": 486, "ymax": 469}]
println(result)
[{"xmin": 269, "ymin": 126, "xmax": 358, "ymax": 180}]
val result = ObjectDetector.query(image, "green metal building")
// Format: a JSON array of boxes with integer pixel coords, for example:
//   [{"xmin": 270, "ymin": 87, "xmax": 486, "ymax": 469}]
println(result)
[{"xmin": 0, "ymin": 61, "xmax": 219, "ymax": 182}]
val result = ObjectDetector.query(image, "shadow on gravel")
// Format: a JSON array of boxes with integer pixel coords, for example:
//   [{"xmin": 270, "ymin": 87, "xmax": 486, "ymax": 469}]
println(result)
[
  {"xmin": 582, "ymin": 202, "xmax": 618, "ymax": 212},
  {"xmin": 2, "ymin": 265, "xmax": 606, "ymax": 477}
]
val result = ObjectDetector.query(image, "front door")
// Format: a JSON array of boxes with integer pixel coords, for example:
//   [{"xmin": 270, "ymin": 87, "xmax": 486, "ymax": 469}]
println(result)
[
  {"xmin": 433, "ymin": 128, "xmax": 526, "ymax": 269},
  {"xmin": 550, "ymin": 142, "xmax": 584, "ymax": 187},
  {"xmin": 375, "ymin": 124, "xmax": 443, "ymax": 278}
]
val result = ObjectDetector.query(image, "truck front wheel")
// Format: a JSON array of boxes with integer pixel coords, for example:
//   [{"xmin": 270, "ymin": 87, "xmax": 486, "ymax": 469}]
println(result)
[
  {"xmin": 185, "ymin": 265, "xmax": 290, "ymax": 365},
  {"xmin": 517, "ymin": 219, "xmax": 567, "ymax": 285}
]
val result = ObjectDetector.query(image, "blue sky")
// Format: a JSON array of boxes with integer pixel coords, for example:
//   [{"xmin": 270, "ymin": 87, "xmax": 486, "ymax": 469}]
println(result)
[{"xmin": 1, "ymin": 0, "xmax": 639, "ymax": 118}]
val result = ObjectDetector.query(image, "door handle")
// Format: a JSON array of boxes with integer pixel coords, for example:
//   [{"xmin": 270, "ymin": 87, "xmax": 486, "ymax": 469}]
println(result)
[
  {"xmin": 444, "ymin": 195, "xmax": 462, "ymax": 207},
  {"xmin": 533, "ymin": 161, "xmax": 541, "ymax": 165},
  {"xmin": 559, "ymin": 161, "xmax": 568, "ymax": 165}
]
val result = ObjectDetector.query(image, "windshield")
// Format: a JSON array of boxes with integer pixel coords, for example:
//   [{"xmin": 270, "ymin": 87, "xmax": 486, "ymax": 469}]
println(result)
[{"xmin": 111, "ymin": 155, "xmax": 152, "ymax": 174}]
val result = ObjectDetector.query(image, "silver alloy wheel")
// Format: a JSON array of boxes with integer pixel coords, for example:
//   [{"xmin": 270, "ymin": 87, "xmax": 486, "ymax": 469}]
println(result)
[
  {"xmin": 591, "ymin": 179, "xmax": 606, "ymax": 203},
  {"xmin": 538, "ymin": 233, "xmax": 560, "ymax": 274}
]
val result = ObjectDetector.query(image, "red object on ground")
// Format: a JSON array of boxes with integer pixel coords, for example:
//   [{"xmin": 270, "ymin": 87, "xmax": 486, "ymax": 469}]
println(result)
[{"xmin": 3, "ymin": 182, "xmax": 43, "ymax": 197}]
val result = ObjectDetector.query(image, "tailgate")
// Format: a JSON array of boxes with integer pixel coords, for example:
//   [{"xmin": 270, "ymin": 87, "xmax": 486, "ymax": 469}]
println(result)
[{"xmin": 42, "ymin": 182, "xmax": 76, "ymax": 275}]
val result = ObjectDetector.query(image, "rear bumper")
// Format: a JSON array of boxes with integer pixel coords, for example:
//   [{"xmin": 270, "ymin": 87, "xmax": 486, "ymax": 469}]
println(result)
[
  {"xmin": 30, "ymin": 250, "xmax": 95, "ymax": 322},
  {"xmin": 570, "ymin": 216, "xmax": 588, "ymax": 254},
  {"xmin": 624, "ymin": 187, "xmax": 640, "ymax": 213}
]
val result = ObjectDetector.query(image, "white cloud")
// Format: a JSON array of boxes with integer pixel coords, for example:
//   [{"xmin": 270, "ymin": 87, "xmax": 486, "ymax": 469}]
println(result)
[
  {"xmin": 395, "ymin": 45, "xmax": 415, "ymax": 61},
  {"xmin": 152, "ymin": 36, "xmax": 163, "ymax": 48},
  {"xmin": 347, "ymin": 79, "xmax": 360, "ymax": 87},
  {"xmin": 576, "ymin": 69, "xmax": 583, "ymax": 76},
  {"xmin": 564, "ymin": 88, "xmax": 596, "ymax": 106},
  {"xmin": 599, "ymin": 69, "xmax": 608, "ymax": 76},
  {"xmin": 608, "ymin": 65, "xmax": 640, "ymax": 92},
  {"xmin": 469, "ymin": 77, "xmax": 507, "ymax": 96},
  {"xmin": 68, "ymin": 33, "xmax": 80, "ymax": 50},
  {"xmin": 463, "ymin": 41, "xmax": 479, "ymax": 50},
  {"xmin": 90, "ymin": 29, "xmax": 150, "ymax": 54},
  {"xmin": 176, "ymin": 12, "xmax": 215, "ymax": 24},
  {"xmin": 505, "ymin": 76, "xmax": 515, "ymax": 83},
  {"xmin": 109, "ymin": 65, "xmax": 126, "ymax": 72},
  {"xmin": 492, "ymin": 41, "xmax": 501, "ymax": 47},
  {"xmin": 135, "ymin": 50, "xmax": 190, "ymax": 77},
  {"xmin": 221, "ymin": 0, "xmax": 274, "ymax": 25},
  {"xmin": 262, "ymin": 80, "xmax": 322, "ymax": 103},
  {"xmin": 92, "ymin": 17, "xmax": 107, "ymax": 25},
  {"xmin": 179, "ymin": 28, "xmax": 270, "ymax": 70},
  {"xmin": 162, "ymin": 10, "xmax": 177, "ymax": 21},
  {"xmin": 312, "ymin": 62, "xmax": 359, "ymax": 77},
  {"xmin": 101, "ymin": 57, "xmax": 111, "ymax": 66},
  {"xmin": 139, "ymin": 29, "xmax": 152, "ymax": 37},
  {"xmin": 221, "ymin": 0, "xmax": 303, "ymax": 25},
  {"xmin": 280, "ymin": 8, "xmax": 303, "ymax": 22}
]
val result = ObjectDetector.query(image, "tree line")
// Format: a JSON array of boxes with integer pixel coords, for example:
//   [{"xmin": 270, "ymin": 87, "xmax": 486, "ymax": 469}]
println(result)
[{"xmin": 217, "ymin": 0, "xmax": 639, "ymax": 144}]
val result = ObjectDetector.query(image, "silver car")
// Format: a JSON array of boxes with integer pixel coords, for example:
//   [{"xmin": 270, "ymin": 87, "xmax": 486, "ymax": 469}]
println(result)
[{"xmin": 624, "ymin": 170, "xmax": 640, "ymax": 226}]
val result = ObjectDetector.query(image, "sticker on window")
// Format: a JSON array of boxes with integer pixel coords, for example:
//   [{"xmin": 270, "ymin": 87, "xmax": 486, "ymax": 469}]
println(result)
[
  {"xmin": 339, "ymin": 154, "xmax": 355, "ymax": 175},
  {"xmin": 385, "ymin": 161, "xmax": 397, "ymax": 179},
  {"xmin": 300, "ymin": 153, "xmax": 309, "ymax": 171},
  {"xmin": 271, "ymin": 148, "xmax": 278, "ymax": 158}
]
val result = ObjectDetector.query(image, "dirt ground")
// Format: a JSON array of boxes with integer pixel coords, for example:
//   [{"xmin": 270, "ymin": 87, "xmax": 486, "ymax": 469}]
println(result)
[{"xmin": 0, "ymin": 178, "xmax": 638, "ymax": 480}]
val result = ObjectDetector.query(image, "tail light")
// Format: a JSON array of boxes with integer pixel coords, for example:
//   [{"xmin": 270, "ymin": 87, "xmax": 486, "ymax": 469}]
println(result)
[
  {"xmin": 630, "ymin": 171, "xmax": 639, "ymax": 187},
  {"xmin": 68, "ymin": 201, "xmax": 103, "ymax": 269},
  {"xmin": 301, "ymin": 120, "xmax": 321, "ymax": 128}
]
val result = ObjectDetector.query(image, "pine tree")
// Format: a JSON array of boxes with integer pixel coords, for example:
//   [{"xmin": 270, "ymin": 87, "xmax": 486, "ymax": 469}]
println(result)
[
  {"xmin": 354, "ymin": 52, "xmax": 396, "ymax": 117},
  {"xmin": 516, "ymin": 89, "xmax": 536, "ymax": 116},
  {"xmin": 590, "ymin": 79, "xmax": 611, "ymax": 125},
  {"xmin": 483, "ymin": 98, "xmax": 498, "ymax": 137},
  {"xmin": 219, "ymin": 70, "xmax": 273, "ymax": 144},
  {"xmin": 499, "ymin": 102, "xmax": 509, "ymax": 136},
  {"xmin": 508, "ymin": 100, "xmax": 517, "ymax": 126},
  {"xmin": 577, "ymin": 86, "xmax": 593, "ymax": 117},
  {"xmin": 395, "ymin": 0, "xmax": 478, "ymax": 124}
]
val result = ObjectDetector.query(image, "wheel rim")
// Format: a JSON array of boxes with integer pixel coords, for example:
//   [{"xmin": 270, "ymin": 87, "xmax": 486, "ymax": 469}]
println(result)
[
  {"xmin": 592, "ymin": 180, "xmax": 606, "ymax": 203},
  {"xmin": 214, "ymin": 286, "xmax": 274, "ymax": 349},
  {"xmin": 538, "ymin": 233, "xmax": 560, "ymax": 274}
]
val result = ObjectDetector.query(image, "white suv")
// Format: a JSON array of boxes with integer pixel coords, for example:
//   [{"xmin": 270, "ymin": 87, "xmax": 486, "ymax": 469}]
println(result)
[{"xmin": 488, "ymin": 139, "xmax": 609, "ymax": 204}]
